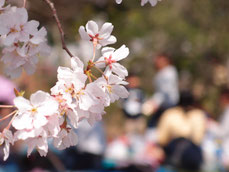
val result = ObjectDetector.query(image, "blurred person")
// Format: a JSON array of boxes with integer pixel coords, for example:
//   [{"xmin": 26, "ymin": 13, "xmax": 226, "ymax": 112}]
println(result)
[
  {"xmin": 142, "ymin": 53, "xmax": 179, "ymax": 127},
  {"xmin": 157, "ymin": 91, "xmax": 206, "ymax": 171},
  {"xmin": 210, "ymin": 88, "xmax": 229, "ymax": 170},
  {"xmin": 72, "ymin": 120, "xmax": 106, "ymax": 170},
  {"xmin": 122, "ymin": 74, "xmax": 146, "ymax": 135}
]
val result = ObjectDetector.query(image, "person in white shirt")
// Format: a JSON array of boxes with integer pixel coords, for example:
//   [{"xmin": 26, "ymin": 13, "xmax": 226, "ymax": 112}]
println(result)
[{"xmin": 142, "ymin": 54, "xmax": 179, "ymax": 127}]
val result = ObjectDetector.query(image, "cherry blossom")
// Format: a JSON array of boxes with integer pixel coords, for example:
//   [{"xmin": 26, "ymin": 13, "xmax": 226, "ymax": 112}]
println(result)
[
  {"xmin": 25, "ymin": 131, "xmax": 49, "ymax": 157},
  {"xmin": 96, "ymin": 45, "xmax": 129, "ymax": 78},
  {"xmin": 53, "ymin": 126, "xmax": 78, "ymax": 150},
  {"xmin": 0, "ymin": 3, "xmax": 50, "ymax": 78},
  {"xmin": 0, "ymin": 7, "xmax": 38, "ymax": 46},
  {"xmin": 79, "ymin": 20, "xmax": 117, "ymax": 49},
  {"xmin": 95, "ymin": 74, "xmax": 129, "ymax": 104},
  {"xmin": 115, "ymin": 0, "xmax": 122, "ymax": 4},
  {"xmin": 0, "ymin": 129, "xmax": 14, "ymax": 161},
  {"xmin": 0, "ymin": 1, "xmax": 130, "ymax": 160},
  {"xmin": 141, "ymin": 0, "xmax": 161, "ymax": 6},
  {"xmin": 12, "ymin": 91, "xmax": 59, "ymax": 130}
]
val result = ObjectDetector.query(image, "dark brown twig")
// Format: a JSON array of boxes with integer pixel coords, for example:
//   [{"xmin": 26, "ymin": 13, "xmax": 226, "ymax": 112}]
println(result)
[{"xmin": 43, "ymin": 0, "xmax": 73, "ymax": 58}]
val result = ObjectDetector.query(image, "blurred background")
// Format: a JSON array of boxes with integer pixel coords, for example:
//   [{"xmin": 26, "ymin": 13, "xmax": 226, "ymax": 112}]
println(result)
[{"xmin": 1, "ymin": 0, "xmax": 229, "ymax": 171}]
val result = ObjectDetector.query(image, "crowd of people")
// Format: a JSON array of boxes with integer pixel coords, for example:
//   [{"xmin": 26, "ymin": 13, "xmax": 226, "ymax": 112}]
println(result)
[{"xmin": 1, "ymin": 54, "xmax": 229, "ymax": 172}]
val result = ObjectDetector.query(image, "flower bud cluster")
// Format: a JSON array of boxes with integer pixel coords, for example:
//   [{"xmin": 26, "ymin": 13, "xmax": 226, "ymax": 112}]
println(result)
[
  {"xmin": 0, "ymin": 20, "xmax": 129, "ymax": 160},
  {"xmin": 0, "ymin": 0, "xmax": 49, "ymax": 78}
]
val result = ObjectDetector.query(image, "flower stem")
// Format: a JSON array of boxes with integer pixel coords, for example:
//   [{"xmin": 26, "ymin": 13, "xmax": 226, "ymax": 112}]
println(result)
[
  {"xmin": 93, "ymin": 66, "xmax": 108, "ymax": 80},
  {"xmin": 91, "ymin": 44, "xmax": 96, "ymax": 62},
  {"xmin": 0, "ymin": 105, "xmax": 15, "ymax": 108},
  {"xmin": 0, "ymin": 110, "xmax": 17, "ymax": 122},
  {"xmin": 23, "ymin": 0, "xmax": 27, "ymax": 7},
  {"xmin": 6, "ymin": 111, "xmax": 18, "ymax": 130},
  {"xmin": 42, "ymin": 0, "xmax": 73, "ymax": 58}
]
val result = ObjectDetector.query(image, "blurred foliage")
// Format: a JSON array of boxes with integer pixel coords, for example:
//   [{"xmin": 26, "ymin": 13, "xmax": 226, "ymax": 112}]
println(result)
[{"xmin": 3, "ymin": 0, "xmax": 229, "ymax": 118}]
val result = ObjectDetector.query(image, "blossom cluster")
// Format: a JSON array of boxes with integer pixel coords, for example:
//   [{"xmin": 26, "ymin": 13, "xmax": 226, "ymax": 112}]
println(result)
[
  {"xmin": 116, "ymin": 0, "xmax": 162, "ymax": 6},
  {"xmin": 0, "ymin": 0, "xmax": 49, "ymax": 78},
  {"xmin": 0, "ymin": 20, "xmax": 129, "ymax": 160}
]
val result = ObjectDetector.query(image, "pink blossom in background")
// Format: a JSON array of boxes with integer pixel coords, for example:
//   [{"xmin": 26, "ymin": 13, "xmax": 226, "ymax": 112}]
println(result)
[{"xmin": 0, "ymin": 76, "xmax": 16, "ymax": 104}]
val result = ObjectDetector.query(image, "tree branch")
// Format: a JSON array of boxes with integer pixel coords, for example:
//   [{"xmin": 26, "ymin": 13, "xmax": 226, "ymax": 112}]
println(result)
[{"xmin": 42, "ymin": 0, "xmax": 74, "ymax": 58}]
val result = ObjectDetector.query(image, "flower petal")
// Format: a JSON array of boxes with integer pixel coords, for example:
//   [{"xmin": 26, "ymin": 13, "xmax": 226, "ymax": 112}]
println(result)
[{"xmin": 86, "ymin": 20, "xmax": 98, "ymax": 36}]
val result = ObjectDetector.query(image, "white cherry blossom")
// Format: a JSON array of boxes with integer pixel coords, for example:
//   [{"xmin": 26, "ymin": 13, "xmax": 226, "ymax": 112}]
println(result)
[
  {"xmin": 53, "ymin": 127, "xmax": 78, "ymax": 150},
  {"xmin": 96, "ymin": 45, "xmax": 129, "ymax": 78},
  {"xmin": 141, "ymin": 0, "xmax": 161, "ymax": 6},
  {"xmin": 25, "ymin": 132, "xmax": 48, "ymax": 157},
  {"xmin": 95, "ymin": 74, "xmax": 129, "ymax": 103},
  {"xmin": 12, "ymin": 91, "xmax": 59, "ymax": 130},
  {"xmin": 116, "ymin": 0, "xmax": 122, "ymax": 4},
  {"xmin": 79, "ymin": 20, "xmax": 116, "ymax": 49},
  {"xmin": 0, "ymin": 129, "xmax": 14, "ymax": 161},
  {"xmin": 0, "ymin": 7, "xmax": 39, "ymax": 46}
]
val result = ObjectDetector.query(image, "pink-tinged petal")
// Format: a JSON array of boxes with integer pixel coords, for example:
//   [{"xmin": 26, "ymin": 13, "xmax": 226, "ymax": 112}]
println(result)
[
  {"xmin": 79, "ymin": 93, "xmax": 94, "ymax": 111},
  {"xmin": 112, "ymin": 45, "xmax": 129, "ymax": 61},
  {"xmin": 104, "ymin": 68, "xmax": 112, "ymax": 77},
  {"xmin": 12, "ymin": 113, "xmax": 33, "ymax": 130},
  {"xmin": 108, "ymin": 74, "xmax": 122, "ymax": 84},
  {"xmin": 37, "ymin": 98, "xmax": 58, "ymax": 116},
  {"xmin": 67, "ymin": 109, "xmax": 79, "ymax": 128},
  {"xmin": 33, "ymin": 114, "xmax": 48, "ymax": 129},
  {"xmin": 101, "ymin": 47, "xmax": 115, "ymax": 57},
  {"xmin": 27, "ymin": 139, "xmax": 35, "ymax": 157},
  {"xmin": 116, "ymin": 0, "xmax": 122, "ymax": 4},
  {"xmin": 14, "ymin": 128, "xmax": 43, "ymax": 140},
  {"xmin": 68, "ymin": 129, "xmax": 78, "ymax": 146},
  {"xmin": 3, "ymin": 33, "xmax": 17, "ymax": 46},
  {"xmin": 99, "ymin": 22, "xmax": 113, "ymax": 39},
  {"xmin": 45, "ymin": 115, "xmax": 60, "ymax": 137},
  {"xmin": 79, "ymin": 26, "xmax": 90, "ymax": 40},
  {"xmin": 30, "ymin": 90, "xmax": 48, "ymax": 106},
  {"xmin": 87, "ymin": 113, "xmax": 103, "ymax": 126},
  {"xmin": 149, "ymin": 0, "xmax": 158, "ymax": 6},
  {"xmin": 57, "ymin": 66, "xmax": 74, "ymax": 80},
  {"xmin": 111, "ymin": 63, "xmax": 128, "ymax": 78},
  {"xmin": 71, "ymin": 56, "xmax": 84, "ymax": 72},
  {"xmin": 113, "ymin": 85, "xmax": 129, "ymax": 99},
  {"xmin": 30, "ymin": 27, "xmax": 47, "ymax": 44},
  {"xmin": 3, "ymin": 129, "xmax": 13, "ymax": 144},
  {"xmin": 53, "ymin": 129, "xmax": 67, "ymax": 149},
  {"xmin": 3, "ymin": 141, "xmax": 10, "ymax": 161},
  {"xmin": 16, "ymin": 8, "xmax": 28, "ymax": 24},
  {"xmin": 14, "ymin": 96, "xmax": 31, "ymax": 111},
  {"xmin": 109, "ymin": 91, "xmax": 119, "ymax": 103},
  {"xmin": 37, "ymin": 137, "xmax": 48, "ymax": 157},
  {"xmin": 76, "ymin": 108, "xmax": 90, "ymax": 119},
  {"xmin": 100, "ymin": 35, "xmax": 117, "ymax": 46},
  {"xmin": 23, "ymin": 20, "xmax": 39, "ymax": 34},
  {"xmin": 86, "ymin": 20, "xmax": 98, "ymax": 36},
  {"xmin": 141, "ymin": 0, "xmax": 148, "ymax": 6}
]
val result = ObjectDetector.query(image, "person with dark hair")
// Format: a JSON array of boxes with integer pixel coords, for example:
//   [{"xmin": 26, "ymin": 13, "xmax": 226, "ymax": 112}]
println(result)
[
  {"xmin": 157, "ymin": 91, "xmax": 206, "ymax": 171},
  {"xmin": 142, "ymin": 54, "xmax": 179, "ymax": 127}
]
